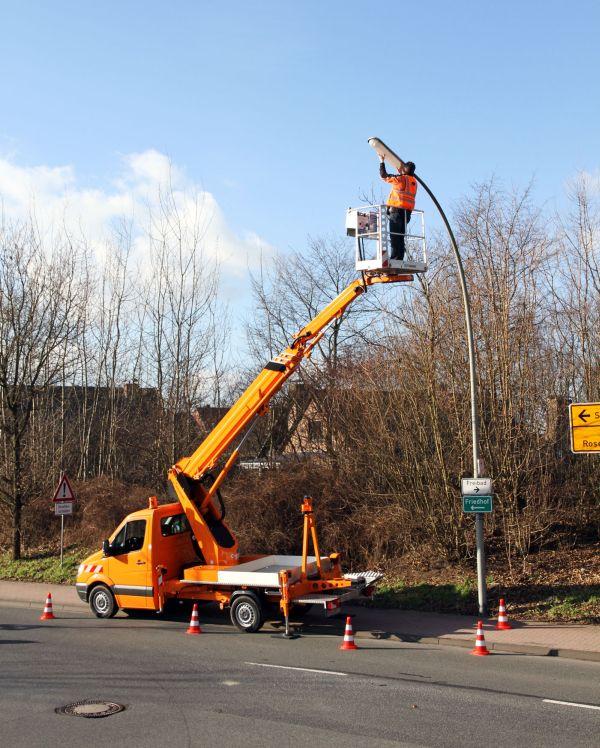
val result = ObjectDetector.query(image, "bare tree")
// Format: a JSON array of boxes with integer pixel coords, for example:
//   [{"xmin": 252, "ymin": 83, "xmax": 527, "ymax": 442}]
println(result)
[
  {"xmin": 247, "ymin": 235, "xmax": 384, "ymax": 457},
  {"xmin": 142, "ymin": 185, "xmax": 227, "ymax": 467},
  {"xmin": 0, "ymin": 220, "xmax": 85, "ymax": 558},
  {"xmin": 552, "ymin": 174, "xmax": 600, "ymax": 399}
]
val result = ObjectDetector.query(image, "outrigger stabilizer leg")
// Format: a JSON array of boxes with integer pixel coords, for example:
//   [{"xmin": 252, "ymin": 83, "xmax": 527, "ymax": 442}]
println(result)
[{"xmin": 274, "ymin": 569, "xmax": 299, "ymax": 639}]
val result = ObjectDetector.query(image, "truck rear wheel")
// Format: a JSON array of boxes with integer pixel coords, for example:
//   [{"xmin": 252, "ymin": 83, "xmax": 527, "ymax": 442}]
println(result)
[
  {"xmin": 230, "ymin": 594, "xmax": 263, "ymax": 633},
  {"xmin": 89, "ymin": 584, "xmax": 117, "ymax": 619}
]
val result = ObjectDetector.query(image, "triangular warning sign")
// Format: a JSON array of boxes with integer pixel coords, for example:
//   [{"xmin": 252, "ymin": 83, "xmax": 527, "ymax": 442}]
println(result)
[{"xmin": 53, "ymin": 473, "xmax": 75, "ymax": 502}]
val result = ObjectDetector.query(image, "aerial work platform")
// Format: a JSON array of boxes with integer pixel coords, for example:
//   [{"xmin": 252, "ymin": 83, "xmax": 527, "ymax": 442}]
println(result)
[{"xmin": 346, "ymin": 204, "xmax": 427, "ymax": 274}]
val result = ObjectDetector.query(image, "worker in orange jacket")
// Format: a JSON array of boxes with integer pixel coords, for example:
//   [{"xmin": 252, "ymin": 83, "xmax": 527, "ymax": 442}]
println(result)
[{"xmin": 379, "ymin": 155, "xmax": 417, "ymax": 261}]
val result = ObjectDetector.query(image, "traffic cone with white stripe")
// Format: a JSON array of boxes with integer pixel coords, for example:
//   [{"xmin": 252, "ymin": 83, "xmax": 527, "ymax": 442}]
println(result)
[
  {"xmin": 495, "ymin": 598, "xmax": 512, "ymax": 630},
  {"xmin": 186, "ymin": 603, "xmax": 202, "ymax": 635},
  {"xmin": 40, "ymin": 592, "xmax": 56, "ymax": 621},
  {"xmin": 339, "ymin": 615, "xmax": 358, "ymax": 650},
  {"xmin": 470, "ymin": 620, "xmax": 490, "ymax": 656}
]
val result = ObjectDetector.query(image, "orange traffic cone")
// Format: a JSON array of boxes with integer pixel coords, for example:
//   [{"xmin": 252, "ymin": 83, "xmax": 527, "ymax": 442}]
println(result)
[
  {"xmin": 40, "ymin": 592, "xmax": 56, "ymax": 621},
  {"xmin": 186, "ymin": 603, "xmax": 202, "ymax": 635},
  {"xmin": 339, "ymin": 616, "xmax": 358, "ymax": 650},
  {"xmin": 470, "ymin": 620, "xmax": 490, "ymax": 656},
  {"xmin": 495, "ymin": 598, "xmax": 512, "ymax": 630}
]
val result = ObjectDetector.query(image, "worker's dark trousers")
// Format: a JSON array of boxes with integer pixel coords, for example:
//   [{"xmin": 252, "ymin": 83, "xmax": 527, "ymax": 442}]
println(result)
[{"xmin": 387, "ymin": 208, "xmax": 411, "ymax": 260}]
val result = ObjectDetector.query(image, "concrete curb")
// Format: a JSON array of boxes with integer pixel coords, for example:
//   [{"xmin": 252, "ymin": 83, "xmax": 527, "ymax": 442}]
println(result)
[
  {"xmin": 0, "ymin": 599, "xmax": 85, "ymax": 613},
  {"xmin": 354, "ymin": 629, "xmax": 600, "ymax": 662}
]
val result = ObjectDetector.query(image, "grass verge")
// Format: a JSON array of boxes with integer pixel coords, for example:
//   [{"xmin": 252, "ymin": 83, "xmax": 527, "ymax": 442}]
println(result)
[
  {"xmin": 371, "ymin": 579, "xmax": 477, "ymax": 616},
  {"xmin": 0, "ymin": 550, "xmax": 87, "ymax": 585},
  {"xmin": 368, "ymin": 578, "xmax": 600, "ymax": 624}
]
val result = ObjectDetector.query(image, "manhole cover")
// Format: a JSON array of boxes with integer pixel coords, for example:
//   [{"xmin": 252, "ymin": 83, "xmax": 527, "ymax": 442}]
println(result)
[{"xmin": 55, "ymin": 701, "xmax": 126, "ymax": 718}]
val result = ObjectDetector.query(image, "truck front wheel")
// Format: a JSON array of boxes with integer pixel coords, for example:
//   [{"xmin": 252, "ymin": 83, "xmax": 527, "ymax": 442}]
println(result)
[
  {"xmin": 230, "ymin": 594, "xmax": 263, "ymax": 633},
  {"xmin": 89, "ymin": 584, "xmax": 118, "ymax": 619}
]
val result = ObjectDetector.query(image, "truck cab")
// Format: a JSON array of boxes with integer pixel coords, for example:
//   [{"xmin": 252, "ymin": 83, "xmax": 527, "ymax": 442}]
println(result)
[{"xmin": 76, "ymin": 498, "xmax": 199, "ymax": 617}]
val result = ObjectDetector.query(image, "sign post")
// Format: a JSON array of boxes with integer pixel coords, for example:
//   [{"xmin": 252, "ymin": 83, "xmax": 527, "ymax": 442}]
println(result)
[
  {"xmin": 461, "ymin": 477, "xmax": 493, "ymax": 496},
  {"xmin": 462, "ymin": 479, "xmax": 494, "ymax": 524},
  {"xmin": 569, "ymin": 403, "xmax": 600, "ymax": 453},
  {"xmin": 52, "ymin": 473, "xmax": 75, "ymax": 566},
  {"xmin": 462, "ymin": 495, "xmax": 493, "ymax": 513}
]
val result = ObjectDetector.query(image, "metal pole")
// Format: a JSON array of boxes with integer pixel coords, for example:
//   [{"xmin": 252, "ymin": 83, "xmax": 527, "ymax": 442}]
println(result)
[
  {"xmin": 367, "ymin": 137, "xmax": 487, "ymax": 614},
  {"xmin": 414, "ymin": 175, "xmax": 487, "ymax": 616},
  {"xmin": 60, "ymin": 514, "xmax": 64, "ymax": 567}
]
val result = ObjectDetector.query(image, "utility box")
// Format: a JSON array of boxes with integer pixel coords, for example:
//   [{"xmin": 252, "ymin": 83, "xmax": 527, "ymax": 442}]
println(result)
[{"xmin": 345, "ymin": 210, "xmax": 370, "ymax": 237}]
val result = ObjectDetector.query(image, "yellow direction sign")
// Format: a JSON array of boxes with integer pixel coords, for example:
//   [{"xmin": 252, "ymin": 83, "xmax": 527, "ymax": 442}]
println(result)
[{"xmin": 569, "ymin": 402, "xmax": 600, "ymax": 453}]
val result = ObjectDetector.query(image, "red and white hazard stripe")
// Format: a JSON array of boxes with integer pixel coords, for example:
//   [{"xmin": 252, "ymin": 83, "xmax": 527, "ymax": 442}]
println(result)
[
  {"xmin": 339, "ymin": 616, "xmax": 358, "ymax": 650},
  {"xmin": 82, "ymin": 564, "xmax": 103, "ymax": 574},
  {"xmin": 156, "ymin": 567, "xmax": 165, "ymax": 613},
  {"xmin": 40, "ymin": 592, "xmax": 56, "ymax": 620},
  {"xmin": 496, "ymin": 598, "xmax": 512, "ymax": 630},
  {"xmin": 470, "ymin": 620, "xmax": 490, "ymax": 656}
]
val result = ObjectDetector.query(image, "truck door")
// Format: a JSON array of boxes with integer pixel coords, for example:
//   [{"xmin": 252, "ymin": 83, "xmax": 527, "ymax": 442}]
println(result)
[{"xmin": 108, "ymin": 518, "xmax": 152, "ymax": 609}]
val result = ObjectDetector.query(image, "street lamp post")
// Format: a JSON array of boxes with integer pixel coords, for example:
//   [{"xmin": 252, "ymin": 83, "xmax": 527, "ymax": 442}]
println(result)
[
  {"xmin": 415, "ymin": 175, "xmax": 487, "ymax": 616},
  {"xmin": 368, "ymin": 137, "xmax": 487, "ymax": 615}
]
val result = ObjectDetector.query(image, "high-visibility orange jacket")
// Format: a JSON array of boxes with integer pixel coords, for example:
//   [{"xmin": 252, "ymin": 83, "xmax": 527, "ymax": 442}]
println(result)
[{"xmin": 380, "ymin": 163, "xmax": 417, "ymax": 210}]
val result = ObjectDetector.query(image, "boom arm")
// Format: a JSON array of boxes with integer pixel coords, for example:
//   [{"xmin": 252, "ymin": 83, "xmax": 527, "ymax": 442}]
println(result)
[{"xmin": 168, "ymin": 272, "xmax": 411, "ymax": 566}]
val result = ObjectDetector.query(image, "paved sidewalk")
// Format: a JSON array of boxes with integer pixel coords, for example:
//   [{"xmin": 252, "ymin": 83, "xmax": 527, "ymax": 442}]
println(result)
[
  {"xmin": 1, "ymin": 580, "xmax": 599, "ymax": 662},
  {"xmin": 349, "ymin": 606, "xmax": 600, "ymax": 662},
  {"xmin": 0, "ymin": 580, "xmax": 82, "ymax": 610}
]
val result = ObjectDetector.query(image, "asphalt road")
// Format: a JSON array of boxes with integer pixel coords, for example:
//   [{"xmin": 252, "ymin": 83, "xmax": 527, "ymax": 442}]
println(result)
[{"xmin": 1, "ymin": 604, "xmax": 599, "ymax": 747}]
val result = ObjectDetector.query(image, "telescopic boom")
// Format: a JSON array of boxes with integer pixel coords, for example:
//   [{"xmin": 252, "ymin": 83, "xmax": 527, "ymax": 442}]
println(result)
[{"xmin": 168, "ymin": 271, "xmax": 411, "ymax": 566}]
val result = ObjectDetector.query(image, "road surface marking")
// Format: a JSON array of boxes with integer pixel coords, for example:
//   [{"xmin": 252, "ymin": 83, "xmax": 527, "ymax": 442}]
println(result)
[
  {"xmin": 543, "ymin": 699, "xmax": 600, "ymax": 711},
  {"xmin": 245, "ymin": 662, "xmax": 347, "ymax": 677}
]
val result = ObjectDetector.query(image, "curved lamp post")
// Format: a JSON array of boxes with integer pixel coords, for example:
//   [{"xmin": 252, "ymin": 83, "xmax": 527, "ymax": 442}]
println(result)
[{"xmin": 368, "ymin": 138, "xmax": 487, "ymax": 615}]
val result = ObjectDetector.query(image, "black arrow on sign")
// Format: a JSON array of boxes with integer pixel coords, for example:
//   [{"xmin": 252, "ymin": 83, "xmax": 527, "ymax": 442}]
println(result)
[
  {"xmin": 579, "ymin": 409, "xmax": 590, "ymax": 423},
  {"xmin": 474, "ymin": 487, "xmax": 480, "ymax": 494}
]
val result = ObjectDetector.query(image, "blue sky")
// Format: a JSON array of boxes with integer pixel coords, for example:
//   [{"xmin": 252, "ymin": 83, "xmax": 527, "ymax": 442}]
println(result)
[{"xmin": 1, "ymin": 1, "xmax": 599, "ymax": 273}]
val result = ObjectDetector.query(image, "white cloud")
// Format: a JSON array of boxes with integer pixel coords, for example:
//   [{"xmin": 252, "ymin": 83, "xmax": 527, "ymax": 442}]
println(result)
[
  {"xmin": 0, "ymin": 150, "xmax": 275, "ymax": 293},
  {"xmin": 125, "ymin": 149, "xmax": 178, "ymax": 186}
]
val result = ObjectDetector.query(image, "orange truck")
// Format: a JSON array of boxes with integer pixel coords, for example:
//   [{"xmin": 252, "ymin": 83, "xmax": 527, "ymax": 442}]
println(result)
[{"xmin": 76, "ymin": 271, "xmax": 413, "ymax": 633}]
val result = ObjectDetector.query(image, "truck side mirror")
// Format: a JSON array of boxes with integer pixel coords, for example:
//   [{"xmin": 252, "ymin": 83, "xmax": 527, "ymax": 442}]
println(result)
[{"xmin": 102, "ymin": 539, "xmax": 112, "ymax": 557}]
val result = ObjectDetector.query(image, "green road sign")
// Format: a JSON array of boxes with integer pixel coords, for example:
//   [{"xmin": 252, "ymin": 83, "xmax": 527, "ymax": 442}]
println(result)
[{"xmin": 462, "ymin": 495, "xmax": 493, "ymax": 513}]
